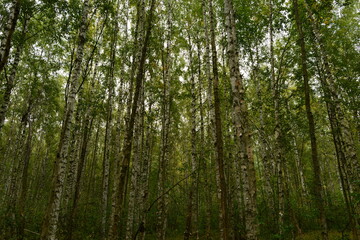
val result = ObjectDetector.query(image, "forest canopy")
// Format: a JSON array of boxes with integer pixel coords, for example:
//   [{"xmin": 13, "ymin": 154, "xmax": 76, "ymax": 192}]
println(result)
[{"xmin": 0, "ymin": 0, "xmax": 359, "ymax": 239}]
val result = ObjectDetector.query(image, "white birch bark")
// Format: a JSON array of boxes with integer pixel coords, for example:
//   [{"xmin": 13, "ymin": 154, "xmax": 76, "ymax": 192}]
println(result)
[
  {"xmin": 137, "ymin": 100, "xmax": 153, "ymax": 240},
  {"xmin": 156, "ymin": 2, "xmax": 172, "ymax": 239},
  {"xmin": 125, "ymin": 86, "xmax": 144, "ymax": 240},
  {"xmin": 0, "ymin": 14, "xmax": 29, "ymax": 131},
  {"xmin": 0, "ymin": 0, "xmax": 20, "ymax": 73},
  {"xmin": 223, "ymin": 0, "xmax": 258, "ymax": 238},
  {"xmin": 101, "ymin": 2, "xmax": 120, "ymax": 236},
  {"xmin": 40, "ymin": 1, "xmax": 89, "ymax": 239},
  {"xmin": 201, "ymin": 1, "xmax": 214, "ymax": 237}
]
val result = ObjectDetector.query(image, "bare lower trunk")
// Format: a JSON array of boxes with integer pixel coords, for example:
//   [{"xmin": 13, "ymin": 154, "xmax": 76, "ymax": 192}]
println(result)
[
  {"xmin": 17, "ymin": 118, "xmax": 32, "ymax": 240},
  {"xmin": 125, "ymin": 89, "xmax": 144, "ymax": 240},
  {"xmin": 137, "ymin": 101, "xmax": 154, "ymax": 240},
  {"xmin": 157, "ymin": 114, "xmax": 170, "ymax": 240},
  {"xmin": 84, "ymin": 120, "xmax": 101, "ymax": 212},
  {"xmin": 66, "ymin": 114, "xmax": 93, "ymax": 240},
  {"xmin": 4, "ymin": 89, "xmax": 33, "ymax": 238},
  {"xmin": 8, "ymin": 95, "xmax": 33, "ymax": 240},
  {"xmin": 62, "ymin": 110, "xmax": 81, "ymax": 210}
]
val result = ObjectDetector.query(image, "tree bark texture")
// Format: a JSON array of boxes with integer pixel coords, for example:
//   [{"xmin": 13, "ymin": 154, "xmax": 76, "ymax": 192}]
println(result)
[
  {"xmin": 40, "ymin": 1, "xmax": 89, "ymax": 239},
  {"xmin": 0, "ymin": 0, "xmax": 20, "ymax": 73},
  {"xmin": 0, "ymin": 14, "xmax": 29, "ymax": 131},
  {"xmin": 223, "ymin": 0, "xmax": 258, "ymax": 238}
]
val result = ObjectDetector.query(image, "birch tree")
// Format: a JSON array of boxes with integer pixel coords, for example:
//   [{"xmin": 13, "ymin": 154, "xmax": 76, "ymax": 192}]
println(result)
[{"xmin": 40, "ymin": 1, "xmax": 89, "ymax": 239}]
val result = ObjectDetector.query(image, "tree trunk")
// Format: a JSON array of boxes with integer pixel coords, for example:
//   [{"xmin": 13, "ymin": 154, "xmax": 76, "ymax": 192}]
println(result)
[
  {"xmin": 17, "ymin": 117, "xmax": 32, "ymax": 240},
  {"xmin": 196, "ymin": 40, "xmax": 206, "ymax": 240},
  {"xmin": 108, "ymin": 1, "xmax": 155, "ymax": 239},
  {"xmin": 66, "ymin": 113, "xmax": 93, "ymax": 240},
  {"xmin": 84, "ymin": 120, "xmax": 101, "ymax": 213},
  {"xmin": 293, "ymin": 1, "xmax": 329, "ymax": 239},
  {"xmin": 3, "ymin": 73, "xmax": 35, "ymax": 239},
  {"xmin": 201, "ymin": 0, "xmax": 214, "ymax": 238},
  {"xmin": 0, "ymin": 14, "xmax": 29, "ymax": 132},
  {"xmin": 137, "ymin": 100, "xmax": 154, "ymax": 240},
  {"xmin": 209, "ymin": 0, "xmax": 230, "ymax": 239},
  {"xmin": 223, "ymin": 0, "xmax": 258, "ymax": 239},
  {"xmin": 125, "ymin": 87, "xmax": 144, "ymax": 240},
  {"xmin": 251, "ymin": 46, "xmax": 273, "ymax": 214},
  {"xmin": 303, "ymin": 2, "xmax": 360, "ymax": 238},
  {"xmin": 0, "ymin": 0, "xmax": 20, "ymax": 73},
  {"xmin": 184, "ymin": 36, "xmax": 198, "ymax": 240},
  {"xmin": 157, "ymin": 17, "xmax": 172, "ymax": 240},
  {"xmin": 40, "ymin": 1, "xmax": 89, "ymax": 239},
  {"xmin": 15, "ymin": 94, "xmax": 33, "ymax": 240},
  {"xmin": 101, "ymin": 3, "xmax": 119, "ymax": 237},
  {"xmin": 269, "ymin": 0, "xmax": 285, "ymax": 234},
  {"xmin": 62, "ymin": 108, "xmax": 81, "ymax": 211}
]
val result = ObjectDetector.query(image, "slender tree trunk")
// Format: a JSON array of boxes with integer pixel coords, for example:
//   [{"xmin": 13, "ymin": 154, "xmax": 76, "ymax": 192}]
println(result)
[
  {"xmin": 184, "ymin": 37, "xmax": 198, "ymax": 240},
  {"xmin": 108, "ymin": 1, "xmax": 155, "ymax": 238},
  {"xmin": 107, "ymin": 0, "xmax": 128, "ymax": 235},
  {"xmin": 223, "ymin": 0, "xmax": 258, "ymax": 239},
  {"xmin": 157, "ymin": 92, "xmax": 170, "ymax": 240},
  {"xmin": 303, "ymin": 2, "xmax": 360, "ymax": 238},
  {"xmin": 195, "ymin": 42, "xmax": 202, "ymax": 240},
  {"xmin": 293, "ymin": 1, "xmax": 328, "ymax": 239},
  {"xmin": 156, "ymin": 3, "xmax": 173, "ymax": 240},
  {"xmin": 17, "ymin": 101, "xmax": 33, "ymax": 240},
  {"xmin": 4, "ymin": 98, "xmax": 25, "ymax": 207},
  {"xmin": 66, "ymin": 113, "xmax": 93, "ymax": 240},
  {"xmin": 137, "ymin": 100, "xmax": 154, "ymax": 240},
  {"xmin": 102, "ymin": 109, "xmax": 112, "ymax": 238},
  {"xmin": 62, "ymin": 108, "xmax": 81, "ymax": 211},
  {"xmin": 84, "ymin": 120, "xmax": 101, "ymax": 213},
  {"xmin": 0, "ymin": 14, "xmax": 29, "ymax": 132},
  {"xmin": 40, "ymin": 1, "xmax": 89, "ymax": 239},
  {"xmin": 157, "ymin": 24, "xmax": 172, "ymax": 240},
  {"xmin": 293, "ymin": 135, "xmax": 307, "ymax": 201},
  {"xmin": 101, "ymin": 3, "xmax": 119, "ymax": 237},
  {"xmin": 269, "ymin": 0, "xmax": 285, "ymax": 234},
  {"xmin": 0, "ymin": 0, "xmax": 20, "ymax": 73},
  {"xmin": 156, "ymin": 84, "xmax": 170, "ymax": 240},
  {"xmin": 201, "ymin": 0, "xmax": 214, "ymax": 238},
  {"xmin": 209, "ymin": 0, "xmax": 229, "ymax": 239},
  {"xmin": 251, "ymin": 46, "xmax": 273, "ymax": 212},
  {"xmin": 3, "ymin": 76, "xmax": 35, "ymax": 239},
  {"xmin": 125, "ymin": 87, "xmax": 144, "ymax": 240},
  {"xmin": 196, "ymin": 41, "xmax": 205, "ymax": 240}
]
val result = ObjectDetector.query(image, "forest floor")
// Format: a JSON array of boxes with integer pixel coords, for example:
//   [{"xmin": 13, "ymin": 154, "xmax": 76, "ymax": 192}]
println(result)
[
  {"xmin": 297, "ymin": 230, "xmax": 353, "ymax": 240},
  {"xmin": 145, "ymin": 230, "xmax": 353, "ymax": 239}
]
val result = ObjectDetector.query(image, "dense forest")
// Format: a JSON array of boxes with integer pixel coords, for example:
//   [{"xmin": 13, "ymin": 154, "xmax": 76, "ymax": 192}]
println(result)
[{"xmin": 0, "ymin": 0, "xmax": 359, "ymax": 239}]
